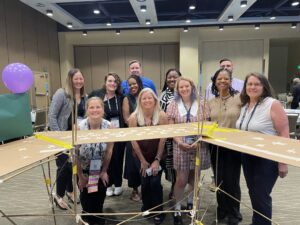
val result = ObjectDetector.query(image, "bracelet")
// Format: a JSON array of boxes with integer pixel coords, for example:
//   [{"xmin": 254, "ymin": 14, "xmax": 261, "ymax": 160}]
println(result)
[{"xmin": 155, "ymin": 156, "xmax": 160, "ymax": 162}]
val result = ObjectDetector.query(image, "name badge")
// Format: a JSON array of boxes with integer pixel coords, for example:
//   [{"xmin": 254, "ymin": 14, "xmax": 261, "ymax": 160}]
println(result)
[
  {"xmin": 90, "ymin": 159, "xmax": 101, "ymax": 172},
  {"xmin": 110, "ymin": 117, "xmax": 120, "ymax": 128}
]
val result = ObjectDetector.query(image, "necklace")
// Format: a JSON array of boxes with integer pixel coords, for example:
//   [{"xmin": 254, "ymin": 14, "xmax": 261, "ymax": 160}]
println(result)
[{"xmin": 220, "ymin": 94, "xmax": 231, "ymax": 111}]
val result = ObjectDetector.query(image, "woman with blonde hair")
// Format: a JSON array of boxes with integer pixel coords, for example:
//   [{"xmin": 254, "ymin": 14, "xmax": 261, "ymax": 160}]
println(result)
[
  {"xmin": 128, "ymin": 88, "xmax": 168, "ymax": 225},
  {"xmin": 77, "ymin": 97, "xmax": 114, "ymax": 225},
  {"xmin": 167, "ymin": 77, "xmax": 210, "ymax": 225}
]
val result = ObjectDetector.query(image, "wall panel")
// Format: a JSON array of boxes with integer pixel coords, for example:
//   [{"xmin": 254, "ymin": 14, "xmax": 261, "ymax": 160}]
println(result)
[
  {"xmin": 91, "ymin": 47, "xmax": 108, "ymax": 90},
  {"xmin": 74, "ymin": 47, "xmax": 92, "ymax": 93},
  {"xmin": 108, "ymin": 46, "xmax": 126, "ymax": 80},
  {"xmin": 0, "ymin": 0, "xmax": 60, "ymax": 96}
]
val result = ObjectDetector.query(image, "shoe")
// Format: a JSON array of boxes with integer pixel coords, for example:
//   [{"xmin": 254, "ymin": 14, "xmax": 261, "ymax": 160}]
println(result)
[
  {"xmin": 237, "ymin": 212, "xmax": 243, "ymax": 221},
  {"xmin": 53, "ymin": 197, "xmax": 69, "ymax": 210},
  {"xmin": 130, "ymin": 190, "xmax": 141, "ymax": 202},
  {"xmin": 66, "ymin": 192, "xmax": 80, "ymax": 204},
  {"xmin": 186, "ymin": 203, "xmax": 193, "ymax": 217},
  {"xmin": 114, "ymin": 187, "xmax": 123, "ymax": 196},
  {"xmin": 173, "ymin": 213, "xmax": 183, "ymax": 225},
  {"xmin": 153, "ymin": 214, "xmax": 166, "ymax": 225},
  {"xmin": 106, "ymin": 186, "xmax": 114, "ymax": 196}
]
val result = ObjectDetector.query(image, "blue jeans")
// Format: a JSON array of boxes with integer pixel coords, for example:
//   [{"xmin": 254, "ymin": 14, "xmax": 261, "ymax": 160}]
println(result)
[
  {"xmin": 141, "ymin": 170, "xmax": 163, "ymax": 212},
  {"xmin": 242, "ymin": 154, "xmax": 278, "ymax": 225}
]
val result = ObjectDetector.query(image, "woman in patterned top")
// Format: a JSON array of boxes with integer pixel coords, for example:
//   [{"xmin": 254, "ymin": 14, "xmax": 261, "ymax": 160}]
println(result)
[
  {"xmin": 159, "ymin": 68, "xmax": 181, "ymax": 199},
  {"xmin": 77, "ymin": 97, "xmax": 114, "ymax": 225},
  {"xmin": 167, "ymin": 77, "xmax": 210, "ymax": 225}
]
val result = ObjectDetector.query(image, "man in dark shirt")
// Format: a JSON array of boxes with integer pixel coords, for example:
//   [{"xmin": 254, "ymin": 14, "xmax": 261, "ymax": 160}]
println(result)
[{"xmin": 291, "ymin": 78, "xmax": 300, "ymax": 109}]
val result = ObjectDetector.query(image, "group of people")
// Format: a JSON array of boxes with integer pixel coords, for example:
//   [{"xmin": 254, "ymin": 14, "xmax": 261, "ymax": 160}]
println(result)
[{"xmin": 48, "ymin": 58, "xmax": 289, "ymax": 225}]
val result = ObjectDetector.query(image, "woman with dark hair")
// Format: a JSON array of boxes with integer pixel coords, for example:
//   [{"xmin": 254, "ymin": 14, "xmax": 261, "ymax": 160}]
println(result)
[
  {"xmin": 122, "ymin": 74, "xmax": 144, "ymax": 201},
  {"xmin": 159, "ymin": 68, "xmax": 181, "ymax": 199},
  {"xmin": 89, "ymin": 72, "xmax": 126, "ymax": 197},
  {"xmin": 128, "ymin": 88, "xmax": 168, "ymax": 225},
  {"xmin": 208, "ymin": 68, "xmax": 242, "ymax": 225},
  {"xmin": 167, "ymin": 77, "xmax": 210, "ymax": 225},
  {"xmin": 236, "ymin": 73, "xmax": 289, "ymax": 225},
  {"xmin": 48, "ymin": 68, "xmax": 86, "ymax": 209},
  {"xmin": 77, "ymin": 97, "xmax": 114, "ymax": 225}
]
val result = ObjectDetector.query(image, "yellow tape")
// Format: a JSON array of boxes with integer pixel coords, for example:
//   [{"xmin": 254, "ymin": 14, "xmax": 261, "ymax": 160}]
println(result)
[
  {"xmin": 35, "ymin": 134, "xmax": 73, "ymax": 149},
  {"xmin": 195, "ymin": 221, "xmax": 203, "ymax": 225},
  {"xmin": 73, "ymin": 165, "xmax": 77, "ymax": 175},
  {"xmin": 45, "ymin": 178, "xmax": 51, "ymax": 185},
  {"xmin": 191, "ymin": 123, "xmax": 240, "ymax": 139},
  {"xmin": 195, "ymin": 157, "xmax": 200, "ymax": 166}
]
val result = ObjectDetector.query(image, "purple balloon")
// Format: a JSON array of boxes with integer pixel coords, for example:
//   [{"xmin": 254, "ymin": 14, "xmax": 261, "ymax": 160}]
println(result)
[{"xmin": 2, "ymin": 63, "xmax": 34, "ymax": 93}]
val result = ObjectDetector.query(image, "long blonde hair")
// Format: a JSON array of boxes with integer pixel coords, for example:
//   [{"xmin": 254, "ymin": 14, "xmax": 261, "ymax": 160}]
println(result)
[{"xmin": 134, "ymin": 88, "xmax": 161, "ymax": 126}]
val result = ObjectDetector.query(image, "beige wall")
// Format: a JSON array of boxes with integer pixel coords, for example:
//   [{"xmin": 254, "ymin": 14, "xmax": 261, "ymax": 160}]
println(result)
[
  {"xmin": 0, "ymin": 0, "xmax": 60, "ymax": 95},
  {"xmin": 59, "ymin": 25, "xmax": 299, "ymax": 95},
  {"xmin": 74, "ymin": 44, "xmax": 179, "ymax": 94}
]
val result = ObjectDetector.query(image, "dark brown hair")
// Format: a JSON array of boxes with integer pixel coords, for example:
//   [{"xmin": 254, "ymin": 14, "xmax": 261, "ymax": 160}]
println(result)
[
  {"xmin": 240, "ymin": 72, "xmax": 275, "ymax": 106},
  {"xmin": 103, "ymin": 72, "xmax": 123, "ymax": 95}
]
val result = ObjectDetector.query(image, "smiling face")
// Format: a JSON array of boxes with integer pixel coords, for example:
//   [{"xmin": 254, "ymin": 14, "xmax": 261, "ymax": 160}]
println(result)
[
  {"xmin": 246, "ymin": 75, "xmax": 264, "ymax": 101},
  {"xmin": 72, "ymin": 72, "xmax": 84, "ymax": 90},
  {"xmin": 220, "ymin": 60, "xmax": 233, "ymax": 73},
  {"xmin": 129, "ymin": 62, "xmax": 142, "ymax": 76},
  {"xmin": 178, "ymin": 79, "xmax": 192, "ymax": 99},
  {"xmin": 87, "ymin": 98, "xmax": 104, "ymax": 120},
  {"xmin": 128, "ymin": 77, "xmax": 139, "ymax": 96},
  {"xmin": 140, "ymin": 90, "xmax": 156, "ymax": 110},
  {"xmin": 215, "ymin": 71, "xmax": 231, "ymax": 94},
  {"xmin": 166, "ymin": 70, "xmax": 180, "ymax": 90},
  {"xmin": 105, "ymin": 75, "xmax": 117, "ymax": 93}
]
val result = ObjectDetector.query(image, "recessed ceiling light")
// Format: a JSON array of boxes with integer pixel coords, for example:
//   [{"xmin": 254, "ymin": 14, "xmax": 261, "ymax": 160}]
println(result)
[
  {"xmin": 185, "ymin": 18, "xmax": 191, "ymax": 23},
  {"xmin": 219, "ymin": 25, "xmax": 224, "ymax": 31},
  {"xmin": 82, "ymin": 30, "xmax": 87, "ymax": 36},
  {"xmin": 149, "ymin": 28, "xmax": 154, "ymax": 34},
  {"xmin": 270, "ymin": 16, "xmax": 276, "ymax": 20},
  {"xmin": 291, "ymin": 0, "xmax": 300, "ymax": 6},
  {"xmin": 46, "ymin": 9, "xmax": 53, "ymax": 17},
  {"xmin": 240, "ymin": 1, "xmax": 247, "ymax": 8},
  {"xmin": 140, "ymin": 5, "xmax": 147, "ymax": 12},
  {"xmin": 106, "ymin": 22, "xmax": 112, "ymax": 26},
  {"xmin": 291, "ymin": 23, "xmax": 297, "ymax": 29},
  {"xmin": 183, "ymin": 27, "xmax": 189, "ymax": 32},
  {"xmin": 228, "ymin": 15, "xmax": 234, "ymax": 22},
  {"xmin": 189, "ymin": 4, "xmax": 196, "ymax": 10},
  {"xmin": 116, "ymin": 29, "xmax": 120, "ymax": 35},
  {"xmin": 254, "ymin": 24, "xmax": 260, "ymax": 30},
  {"xmin": 93, "ymin": 9, "xmax": 100, "ymax": 14},
  {"xmin": 145, "ymin": 19, "xmax": 151, "ymax": 25},
  {"xmin": 67, "ymin": 22, "xmax": 73, "ymax": 28}
]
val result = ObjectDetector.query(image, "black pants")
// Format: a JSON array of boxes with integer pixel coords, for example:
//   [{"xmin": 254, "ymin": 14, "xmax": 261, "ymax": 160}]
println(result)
[
  {"xmin": 56, "ymin": 154, "xmax": 73, "ymax": 198},
  {"xmin": 124, "ymin": 142, "xmax": 141, "ymax": 188},
  {"xmin": 80, "ymin": 176, "xmax": 106, "ymax": 225},
  {"xmin": 141, "ymin": 170, "xmax": 163, "ymax": 212},
  {"xmin": 108, "ymin": 142, "xmax": 126, "ymax": 187},
  {"xmin": 210, "ymin": 144, "xmax": 241, "ymax": 221},
  {"xmin": 242, "ymin": 154, "xmax": 278, "ymax": 225}
]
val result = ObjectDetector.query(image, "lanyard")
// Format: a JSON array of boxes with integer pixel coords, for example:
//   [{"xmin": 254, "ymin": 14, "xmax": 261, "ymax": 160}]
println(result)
[
  {"xmin": 238, "ymin": 102, "xmax": 258, "ymax": 131},
  {"xmin": 185, "ymin": 106, "xmax": 192, "ymax": 122},
  {"xmin": 105, "ymin": 94, "xmax": 118, "ymax": 112}
]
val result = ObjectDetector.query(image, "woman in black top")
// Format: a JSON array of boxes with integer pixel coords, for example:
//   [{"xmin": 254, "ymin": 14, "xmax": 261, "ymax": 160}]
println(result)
[
  {"xmin": 122, "ymin": 75, "xmax": 144, "ymax": 201},
  {"xmin": 89, "ymin": 72, "xmax": 126, "ymax": 197}
]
